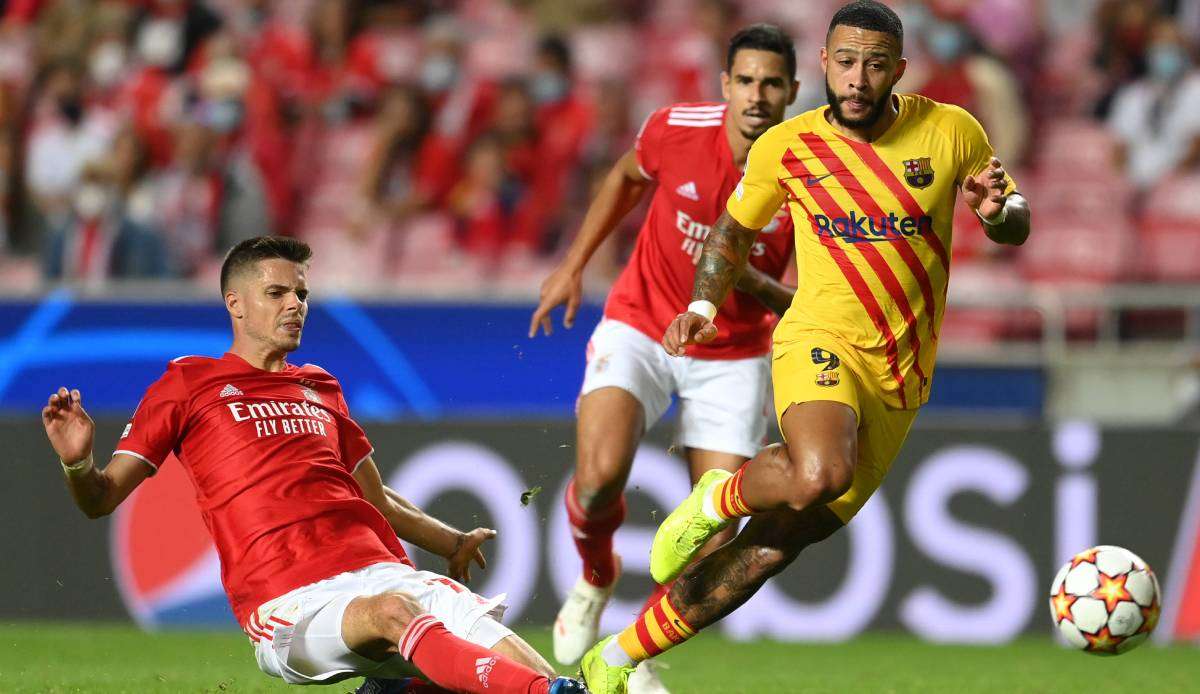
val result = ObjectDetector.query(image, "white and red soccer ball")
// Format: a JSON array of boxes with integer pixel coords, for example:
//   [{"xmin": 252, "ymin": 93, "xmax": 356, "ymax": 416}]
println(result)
[{"xmin": 1050, "ymin": 545, "xmax": 1161, "ymax": 656}]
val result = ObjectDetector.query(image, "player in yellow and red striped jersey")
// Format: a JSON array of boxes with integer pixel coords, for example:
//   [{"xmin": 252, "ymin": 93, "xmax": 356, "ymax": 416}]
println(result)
[{"xmin": 581, "ymin": 3, "xmax": 1031, "ymax": 691}]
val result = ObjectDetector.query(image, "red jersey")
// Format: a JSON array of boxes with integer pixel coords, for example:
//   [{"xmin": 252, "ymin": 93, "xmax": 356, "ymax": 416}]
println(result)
[
  {"xmin": 604, "ymin": 102, "xmax": 795, "ymax": 360},
  {"xmin": 116, "ymin": 353, "xmax": 410, "ymax": 626}
]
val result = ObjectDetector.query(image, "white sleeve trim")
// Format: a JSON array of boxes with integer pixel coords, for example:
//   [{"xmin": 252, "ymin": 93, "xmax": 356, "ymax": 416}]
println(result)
[
  {"xmin": 113, "ymin": 449, "xmax": 160, "ymax": 474},
  {"xmin": 351, "ymin": 448, "xmax": 376, "ymax": 473},
  {"xmin": 636, "ymin": 162, "xmax": 654, "ymax": 181}
]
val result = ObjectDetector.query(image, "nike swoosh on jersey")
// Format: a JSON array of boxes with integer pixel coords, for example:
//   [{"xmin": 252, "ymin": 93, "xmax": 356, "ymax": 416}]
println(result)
[{"xmin": 805, "ymin": 172, "xmax": 835, "ymax": 186}]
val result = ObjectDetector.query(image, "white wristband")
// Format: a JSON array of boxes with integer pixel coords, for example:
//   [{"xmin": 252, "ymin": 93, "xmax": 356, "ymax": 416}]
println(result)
[
  {"xmin": 687, "ymin": 300, "xmax": 717, "ymax": 322},
  {"xmin": 60, "ymin": 453, "xmax": 95, "ymax": 477},
  {"xmin": 976, "ymin": 202, "xmax": 1008, "ymax": 226}
]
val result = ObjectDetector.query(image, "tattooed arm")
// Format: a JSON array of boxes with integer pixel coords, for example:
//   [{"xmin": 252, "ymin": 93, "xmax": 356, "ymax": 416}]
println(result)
[{"xmin": 661, "ymin": 211, "xmax": 761, "ymax": 356}]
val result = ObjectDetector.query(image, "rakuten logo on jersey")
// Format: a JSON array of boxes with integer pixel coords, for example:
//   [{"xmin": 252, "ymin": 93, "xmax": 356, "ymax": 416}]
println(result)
[
  {"xmin": 227, "ymin": 400, "xmax": 333, "ymax": 438},
  {"xmin": 813, "ymin": 211, "xmax": 933, "ymax": 243},
  {"xmin": 676, "ymin": 210, "xmax": 766, "ymax": 263}
]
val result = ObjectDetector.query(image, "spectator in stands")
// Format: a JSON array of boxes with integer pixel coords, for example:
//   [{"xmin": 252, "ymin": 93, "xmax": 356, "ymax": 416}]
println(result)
[
  {"xmin": 194, "ymin": 31, "xmax": 292, "ymax": 241},
  {"xmin": 153, "ymin": 119, "xmax": 220, "ymax": 277},
  {"xmin": 42, "ymin": 162, "xmax": 168, "ymax": 282},
  {"xmin": 67, "ymin": 1, "xmax": 134, "ymax": 108},
  {"xmin": 447, "ymin": 132, "xmax": 511, "ymax": 266},
  {"xmin": 914, "ymin": 11, "xmax": 1029, "ymax": 165},
  {"xmin": 352, "ymin": 85, "xmax": 455, "ymax": 240},
  {"xmin": 349, "ymin": 0, "xmax": 425, "ymax": 88},
  {"xmin": 1092, "ymin": 0, "xmax": 1158, "ymax": 118},
  {"xmin": 1108, "ymin": 17, "xmax": 1200, "ymax": 190},
  {"xmin": 490, "ymin": 78, "xmax": 537, "ymax": 206},
  {"xmin": 422, "ymin": 16, "xmax": 497, "ymax": 148},
  {"xmin": 25, "ymin": 59, "xmax": 114, "ymax": 231},
  {"xmin": 106, "ymin": 126, "xmax": 156, "ymax": 224},
  {"xmin": 122, "ymin": 16, "xmax": 185, "ymax": 167},
  {"xmin": 247, "ymin": 0, "xmax": 380, "ymax": 125},
  {"xmin": 511, "ymin": 35, "xmax": 592, "ymax": 258}
]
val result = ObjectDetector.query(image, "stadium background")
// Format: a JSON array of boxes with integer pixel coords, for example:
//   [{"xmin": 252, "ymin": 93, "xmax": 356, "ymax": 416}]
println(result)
[{"xmin": 2, "ymin": 0, "xmax": 1200, "ymax": 690}]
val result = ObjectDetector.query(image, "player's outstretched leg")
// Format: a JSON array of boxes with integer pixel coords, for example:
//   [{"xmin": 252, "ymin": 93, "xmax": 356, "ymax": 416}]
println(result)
[
  {"xmin": 583, "ymin": 507, "xmax": 842, "ymax": 693},
  {"xmin": 343, "ymin": 592, "xmax": 586, "ymax": 694},
  {"xmin": 650, "ymin": 401, "xmax": 856, "ymax": 583},
  {"xmin": 555, "ymin": 387, "xmax": 644, "ymax": 664},
  {"xmin": 355, "ymin": 674, "xmax": 587, "ymax": 694}
]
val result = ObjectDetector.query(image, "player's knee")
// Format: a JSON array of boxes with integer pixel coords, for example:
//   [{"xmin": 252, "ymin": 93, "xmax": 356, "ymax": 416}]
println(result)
[
  {"xmin": 743, "ymin": 544, "xmax": 797, "ymax": 582},
  {"xmin": 572, "ymin": 457, "xmax": 627, "ymax": 510},
  {"xmin": 371, "ymin": 592, "xmax": 426, "ymax": 634},
  {"xmin": 782, "ymin": 448, "xmax": 853, "ymax": 511}
]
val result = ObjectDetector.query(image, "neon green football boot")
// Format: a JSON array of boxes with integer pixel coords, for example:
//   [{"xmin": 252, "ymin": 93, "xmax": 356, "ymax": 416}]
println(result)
[
  {"xmin": 649, "ymin": 468, "xmax": 732, "ymax": 584},
  {"xmin": 579, "ymin": 636, "xmax": 633, "ymax": 694}
]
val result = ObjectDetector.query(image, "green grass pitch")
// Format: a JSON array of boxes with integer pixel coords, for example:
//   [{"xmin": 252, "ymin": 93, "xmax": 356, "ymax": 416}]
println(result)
[{"xmin": 1, "ymin": 622, "xmax": 1197, "ymax": 693}]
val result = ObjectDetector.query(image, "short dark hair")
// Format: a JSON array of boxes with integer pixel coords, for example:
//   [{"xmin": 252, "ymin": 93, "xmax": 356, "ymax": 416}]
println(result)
[
  {"xmin": 537, "ymin": 35, "xmax": 572, "ymax": 73},
  {"xmin": 220, "ymin": 236, "xmax": 312, "ymax": 293},
  {"xmin": 827, "ymin": 1, "xmax": 904, "ymax": 52},
  {"xmin": 727, "ymin": 24, "xmax": 796, "ymax": 81}
]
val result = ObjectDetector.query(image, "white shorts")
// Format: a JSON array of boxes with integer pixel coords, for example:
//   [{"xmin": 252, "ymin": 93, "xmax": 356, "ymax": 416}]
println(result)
[
  {"xmin": 249, "ymin": 562, "xmax": 513, "ymax": 685},
  {"xmin": 579, "ymin": 319, "xmax": 771, "ymax": 459}
]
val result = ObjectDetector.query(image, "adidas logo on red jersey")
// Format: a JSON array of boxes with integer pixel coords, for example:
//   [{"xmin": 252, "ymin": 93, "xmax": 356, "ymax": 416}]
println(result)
[
  {"xmin": 219, "ymin": 383, "xmax": 243, "ymax": 398},
  {"xmin": 675, "ymin": 181, "xmax": 700, "ymax": 201}
]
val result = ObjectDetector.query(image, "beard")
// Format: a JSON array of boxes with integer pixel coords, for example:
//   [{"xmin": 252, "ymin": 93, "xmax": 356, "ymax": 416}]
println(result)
[
  {"xmin": 825, "ymin": 80, "xmax": 893, "ymax": 129},
  {"xmin": 739, "ymin": 122, "xmax": 772, "ymax": 142},
  {"xmin": 245, "ymin": 322, "xmax": 302, "ymax": 353},
  {"xmin": 733, "ymin": 109, "xmax": 778, "ymax": 142}
]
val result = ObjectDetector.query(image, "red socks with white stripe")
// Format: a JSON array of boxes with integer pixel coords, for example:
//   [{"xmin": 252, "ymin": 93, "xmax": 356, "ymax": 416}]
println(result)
[
  {"xmin": 399, "ymin": 615, "xmax": 551, "ymax": 694},
  {"xmin": 565, "ymin": 479, "xmax": 626, "ymax": 587}
]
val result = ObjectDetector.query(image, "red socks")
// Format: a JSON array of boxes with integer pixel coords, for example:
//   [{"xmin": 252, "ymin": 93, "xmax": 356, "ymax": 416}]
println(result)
[
  {"xmin": 399, "ymin": 615, "xmax": 550, "ymax": 694},
  {"xmin": 565, "ymin": 479, "xmax": 625, "ymax": 587}
]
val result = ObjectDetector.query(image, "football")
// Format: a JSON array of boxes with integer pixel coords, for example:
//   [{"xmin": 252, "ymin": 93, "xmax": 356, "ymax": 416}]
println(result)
[{"xmin": 1049, "ymin": 545, "xmax": 1161, "ymax": 655}]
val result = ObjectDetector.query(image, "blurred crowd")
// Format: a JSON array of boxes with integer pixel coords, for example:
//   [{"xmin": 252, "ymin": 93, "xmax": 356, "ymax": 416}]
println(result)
[{"xmin": 0, "ymin": 0, "xmax": 1199, "ymax": 299}]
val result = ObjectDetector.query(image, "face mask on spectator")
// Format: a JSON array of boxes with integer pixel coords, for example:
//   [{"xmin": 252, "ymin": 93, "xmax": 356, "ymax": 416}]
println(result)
[
  {"xmin": 90, "ymin": 41, "xmax": 127, "ymax": 89},
  {"xmin": 420, "ymin": 56, "xmax": 458, "ymax": 93},
  {"xmin": 531, "ymin": 71, "xmax": 568, "ymax": 104},
  {"xmin": 74, "ymin": 183, "xmax": 110, "ymax": 220},
  {"xmin": 137, "ymin": 18, "xmax": 184, "ymax": 68},
  {"xmin": 207, "ymin": 99, "xmax": 244, "ymax": 133},
  {"xmin": 1148, "ymin": 44, "xmax": 1188, "ymax": 82},
  {"xmin": 57, "ymin": 96, "xmax": 85, "ymax": 127},
  {"xmin": 322, "ymin": 97, "xmax": 349, "ymax": 124},
  {"xmin": 927, "ymin": 22, "xmax": 967, "ymax": 63}
]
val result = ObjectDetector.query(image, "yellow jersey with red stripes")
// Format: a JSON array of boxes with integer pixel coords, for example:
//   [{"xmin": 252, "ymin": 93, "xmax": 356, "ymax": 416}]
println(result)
[{"xmin": 726, "ymin": 94, "xmax": 1016, "ymax": 409}]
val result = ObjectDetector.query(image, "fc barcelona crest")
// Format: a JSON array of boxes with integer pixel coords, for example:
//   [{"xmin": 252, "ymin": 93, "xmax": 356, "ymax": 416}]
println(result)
[
  {"xmin": 902, "ymin": 157, "xmax": 934, "ymax": 189},
  {"xmin": 815, "ymin": 371, "xmax": 840, "ymax": 387}
]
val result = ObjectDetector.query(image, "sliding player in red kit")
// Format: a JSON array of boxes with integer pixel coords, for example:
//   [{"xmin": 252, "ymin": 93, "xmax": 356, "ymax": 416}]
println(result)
[
  {"xmin": 42, "ymin": 237, "xmax": 587, "ymax": 694},
  {"xmin": 528, "ymin": 25, "xmax": 798, "ymax": 673}
]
